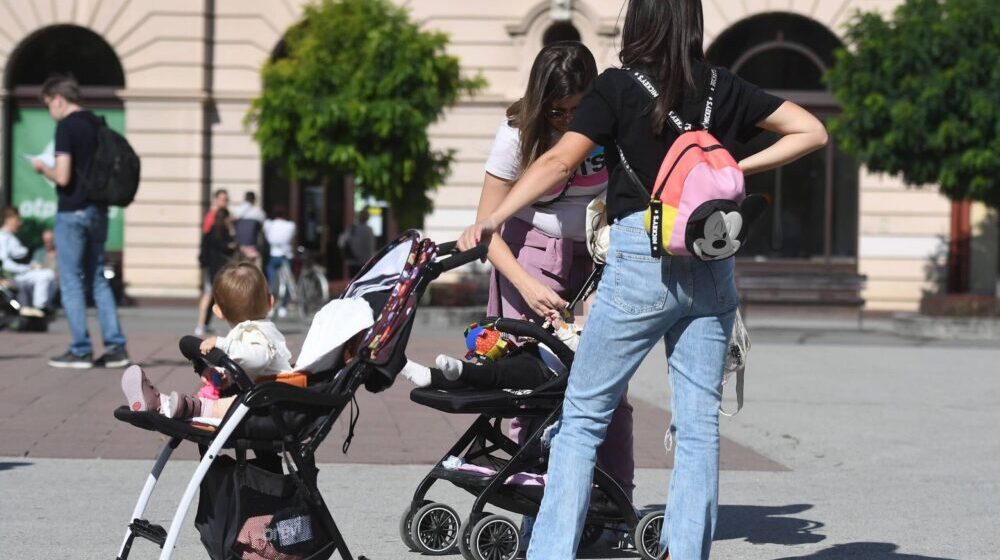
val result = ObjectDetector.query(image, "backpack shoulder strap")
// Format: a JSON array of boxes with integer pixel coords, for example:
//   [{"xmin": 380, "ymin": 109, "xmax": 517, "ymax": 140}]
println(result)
[
  {"xmin": 623, "ymin": 68, "xmax": 690, "ymax": 135},
  {"xmin": 700, "ymin": 68, "xmax": 719, "ymax": 131}
]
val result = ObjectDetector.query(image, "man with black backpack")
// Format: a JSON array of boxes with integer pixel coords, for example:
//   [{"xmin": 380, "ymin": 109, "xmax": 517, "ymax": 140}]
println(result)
[{"xmin": 33, "ymin": 74, "xmax": 133, "ymax": 369}]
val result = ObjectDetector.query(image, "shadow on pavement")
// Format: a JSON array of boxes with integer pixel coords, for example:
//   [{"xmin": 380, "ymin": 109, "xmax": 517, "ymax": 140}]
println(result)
[
  {"xmin": 0, "ymin": 461, "xmax": 33, "ymax": 472},
  {"xmin": 773, "ymin": 542, "xmax": 958, "ymax": 559},
  {"xmin": 715, "ymin": 504, "xmax": 825, "ymax": 545}
]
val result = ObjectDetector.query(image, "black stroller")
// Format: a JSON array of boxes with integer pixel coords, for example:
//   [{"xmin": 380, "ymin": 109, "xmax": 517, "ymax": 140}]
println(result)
[
  {"xmin": 113, "ymin": 232, "xmax": 486, "ymax": 560},
  {"xmin": 399, "ymin": 266, "xmax": 666, "ymax": 560}
]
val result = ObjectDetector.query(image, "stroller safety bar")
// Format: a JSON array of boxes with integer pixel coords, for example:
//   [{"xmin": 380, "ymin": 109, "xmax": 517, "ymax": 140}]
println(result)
[
  {"xmin": 490, "ymin": 317, "xmax": 575, "ymax": 371},
  {"xmin": 179, "ymin": 336, "xmax": 254, "ymax": 391}
]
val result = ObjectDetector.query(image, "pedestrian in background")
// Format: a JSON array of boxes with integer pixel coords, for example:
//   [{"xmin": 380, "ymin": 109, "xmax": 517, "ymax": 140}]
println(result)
[
  {"xmin": 338, "ymin": 208, "xmax": 375, "ymax": 277},
  {"xmin": 0, "ymin": 207, "xmax": 55, "ymax": 317},
  {"xmin": 34, "ymin": 75, "xmax": 129, "ymax": 369},
  {"xmin": 232, "ymin": 191, "xmax": 266, "ymax": 267},
  {"xmin": 195, "ymin": 189, "xmax": 228, "ymax": 335},
  {"xmin": 198, "ymin": 208, "xmax": 236, "ymax": 329},
  {"xmin": 32, "ymin": 228, "xmax": 58, "ymax": 275},
  {"xmin": 263, "ymin": 205, "xmax": 296, "ymax": 318}
]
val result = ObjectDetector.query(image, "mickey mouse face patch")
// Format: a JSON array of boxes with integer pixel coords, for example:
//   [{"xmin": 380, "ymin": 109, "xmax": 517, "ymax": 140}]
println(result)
[{"xmin": 684, "ymin": 195, "xmax": 768, "ymax": 261}]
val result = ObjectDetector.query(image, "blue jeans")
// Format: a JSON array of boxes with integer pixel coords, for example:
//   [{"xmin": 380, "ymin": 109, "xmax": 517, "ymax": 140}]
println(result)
[
  {"xmin": 54, "ymin": 206, "xmax": 127, "ymax": 356},
  {"xmin": 527, "ymin": 211, "xmax": 737, "ymax": 560},
  {"xmin": 265, "ymin": 256, "xmax": 290, "ymax": 305}
]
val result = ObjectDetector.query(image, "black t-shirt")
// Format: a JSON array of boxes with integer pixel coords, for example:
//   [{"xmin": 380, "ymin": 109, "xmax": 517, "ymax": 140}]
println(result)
[
  {"xmin": 54, "ymin": 110, "xmax": 103, "ymax": 212},
  {"xmin": 569, "ymin": 64, "xmax": 784, "ymax": 220}
]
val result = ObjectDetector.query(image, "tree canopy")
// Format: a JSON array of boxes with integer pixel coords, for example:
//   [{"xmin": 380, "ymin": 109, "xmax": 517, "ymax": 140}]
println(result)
[
  {"xmin": 247, "ymin": 0, "xmax": 484, "ymax": 227},
  {"xmin": 826, "ymin": 0, "xmax": 1000, "ymax": 206}
]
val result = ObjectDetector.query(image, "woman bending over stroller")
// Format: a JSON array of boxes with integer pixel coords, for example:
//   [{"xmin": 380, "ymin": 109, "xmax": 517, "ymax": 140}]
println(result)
[
  {"xmin": 121, "ymin": 262, "xmax": 292, "ymax": 420},
  {"xmin": 401, "ymin": 318, "xmax": 579, "ymax": 391}
]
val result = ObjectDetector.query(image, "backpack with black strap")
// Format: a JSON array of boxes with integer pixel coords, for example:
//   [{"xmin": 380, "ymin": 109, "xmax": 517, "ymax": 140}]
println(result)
[
  {"xmin": 83, "ymin": 116, "xmax": 141, "ymax": 207},
  {"xmin": 617, "ymin": 67, "xmax": 767, "ymax": 260}
]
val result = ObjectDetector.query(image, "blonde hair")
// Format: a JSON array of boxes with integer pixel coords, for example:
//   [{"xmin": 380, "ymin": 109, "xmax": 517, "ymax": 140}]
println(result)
[{"xmin": 212, "ymin": 262, "xmax": 270, "ymax": 324}]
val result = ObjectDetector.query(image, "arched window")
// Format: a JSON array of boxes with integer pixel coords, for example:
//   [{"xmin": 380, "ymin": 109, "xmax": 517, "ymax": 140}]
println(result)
[
  {"xmin": 6, "ymin": 25, "xmax": 124, "ymax": 89},
  {"xmin": 543, "ymin": 22, "xmax": 581, "ymax": 45},
  {"xmin": 707, "ymin": 13, "xmax": 857, "ymax": 262}
]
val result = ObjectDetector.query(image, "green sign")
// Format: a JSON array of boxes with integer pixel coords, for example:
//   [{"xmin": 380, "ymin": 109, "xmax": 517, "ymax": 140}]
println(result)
[{"xmin": 10, "ymin": 107, "xmax": 125, "ymax": 250}]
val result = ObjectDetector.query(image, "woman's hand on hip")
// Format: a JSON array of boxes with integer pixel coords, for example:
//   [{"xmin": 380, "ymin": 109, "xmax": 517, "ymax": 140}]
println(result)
[
  {"xmin": 458, "ymin": 216, "xmax": 499, "ymax": 254},
  {"xmin": 515, "ymin": 275, "xmax": 568, "ymax": 319}
]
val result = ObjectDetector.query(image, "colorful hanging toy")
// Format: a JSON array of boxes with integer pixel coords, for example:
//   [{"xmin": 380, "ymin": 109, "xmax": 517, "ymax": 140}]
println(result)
[{"xmin": 464, "ymin": 322, "xmax": 511, "ymax": 361}]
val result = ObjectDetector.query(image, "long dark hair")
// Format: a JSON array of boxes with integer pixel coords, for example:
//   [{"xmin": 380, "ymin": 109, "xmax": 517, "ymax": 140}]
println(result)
[
  {"xmin": 619, "ymin": 0, "xmax": 705, "ymax": 135},
  {"xmin": 506, "ymin": 41, "xmax": 597, "ymax": 176},
  {"xmin": 212, "ymin": 208, "xmax": 231, "ymax": 239}
]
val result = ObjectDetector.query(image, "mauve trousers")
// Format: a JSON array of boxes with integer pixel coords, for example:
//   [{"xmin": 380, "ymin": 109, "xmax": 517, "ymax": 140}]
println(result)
[{"xmin": 487, "ymin": 218, "xmax": 635, "ymax": 499}]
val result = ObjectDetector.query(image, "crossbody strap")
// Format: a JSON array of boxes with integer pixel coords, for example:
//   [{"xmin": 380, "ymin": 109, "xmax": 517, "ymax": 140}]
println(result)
[{"xmin": 615, "ymin": 144, "xmax": 651, "ymax": 200}]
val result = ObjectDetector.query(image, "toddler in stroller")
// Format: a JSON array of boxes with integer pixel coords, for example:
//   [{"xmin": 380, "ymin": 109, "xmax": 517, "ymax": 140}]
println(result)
[
  {"xmin": 113, "ymin": 232, "xmax": 487, "ymax": 560},
  {"xmin": 400, "ymin": 318, "xmax": 580, "ymax": 391},
  {"xmin": 122, "ymin": 262, "xmax": 294, "ymax": 421}
]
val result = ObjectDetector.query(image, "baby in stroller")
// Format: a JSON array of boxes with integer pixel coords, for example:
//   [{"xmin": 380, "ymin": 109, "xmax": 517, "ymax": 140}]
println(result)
[
  {"xmin": 121, "ymin": 262, "xmax": 294, "ymax": 420},
  {"xmin": 400, "ymin": 317, "xmax": 581, "ymax": 391}
]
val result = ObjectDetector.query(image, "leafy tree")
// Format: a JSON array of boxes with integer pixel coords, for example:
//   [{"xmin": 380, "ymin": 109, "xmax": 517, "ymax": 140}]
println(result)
[
  {"xmin": 247, "ymin": 0, "xmax": 484, "ymax": 228},
  {"xmin": 826, "ymin": 0, "xmax": 1000, "ymax": 206}
]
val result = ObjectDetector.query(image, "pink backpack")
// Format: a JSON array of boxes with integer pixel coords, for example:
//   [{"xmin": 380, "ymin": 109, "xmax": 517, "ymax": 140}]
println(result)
[{"xmin": 617, "ymin": 68, "xmax": 766, "ymax": 260}]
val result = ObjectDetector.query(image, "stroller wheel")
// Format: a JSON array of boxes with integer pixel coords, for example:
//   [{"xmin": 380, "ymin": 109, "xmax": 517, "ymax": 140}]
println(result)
[
  {"xmin": 579, "ymin": 523, "xmax": 604, "ymax": 549},
  {"xmin": 633, "ymin": 511, "xmax": 665, "ymax": 560},
  {"xmin": 456, "ymin": 515, "xmax": 479, "ymax": 560},
  {"xmin": 469, "ymin": 514, "xmax": 519, "ymax": 560},
  {"xmin": 409, "ymin": 502, "xmax": 461, "ymax": 555},
  {"xmin": 398, "ymin": 499, "xmax": 430, "ymax": 551}
]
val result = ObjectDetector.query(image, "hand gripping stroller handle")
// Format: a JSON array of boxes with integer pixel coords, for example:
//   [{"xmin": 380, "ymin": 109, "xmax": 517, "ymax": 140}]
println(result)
[
  {"xmin": 436, "ymin": 243, "xmax": 487, "ymax": 273},
  {"xmin": 178, "ymin": 335, "xmax": 255, "ymax": 392}
]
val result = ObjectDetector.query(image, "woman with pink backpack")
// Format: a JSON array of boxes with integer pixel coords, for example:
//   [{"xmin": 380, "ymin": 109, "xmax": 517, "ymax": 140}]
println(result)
[{"xmin": 459, "ymin": 1, "xmax": 828, "ymax": 558}]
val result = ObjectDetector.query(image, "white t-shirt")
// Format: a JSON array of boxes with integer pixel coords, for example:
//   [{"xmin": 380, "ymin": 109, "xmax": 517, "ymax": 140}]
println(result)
[
  {"xmin": 484, "ymin": 120, "xmax": 608, "ymax": 241},
  {"xmin": 263, "ymin": 219, "xmax": 297, "ymax": 258},
  {"xmin": 214, "ymin": 320, "xmax": 293, "ymax": 381}
]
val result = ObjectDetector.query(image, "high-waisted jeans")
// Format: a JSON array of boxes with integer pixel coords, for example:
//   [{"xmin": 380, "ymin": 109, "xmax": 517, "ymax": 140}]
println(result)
[{"xmin": 527, "ymin": 211, "xmax": 737, "ymax": 560}]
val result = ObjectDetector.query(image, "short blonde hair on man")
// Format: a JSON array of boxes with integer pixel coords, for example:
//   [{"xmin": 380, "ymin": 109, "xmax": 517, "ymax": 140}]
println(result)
[{"xmin": 212, "ymin": 262, "xmax": 271, "ymax": 324}]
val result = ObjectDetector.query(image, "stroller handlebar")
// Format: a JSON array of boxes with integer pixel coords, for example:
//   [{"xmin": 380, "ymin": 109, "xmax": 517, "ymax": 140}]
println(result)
[
  {"xmin": 178, "ymin": 335, "xmax": 255, "ymax": 392},
  {"xmin": 436, "ymin": 242, "xmax": 487, "ymax": 273}
]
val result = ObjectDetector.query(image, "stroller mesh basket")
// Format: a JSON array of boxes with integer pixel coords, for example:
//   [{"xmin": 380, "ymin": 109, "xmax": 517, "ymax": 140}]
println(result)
[{"xmin": 196, "ymin": 452, "xmax": 334, "ymax": 560}]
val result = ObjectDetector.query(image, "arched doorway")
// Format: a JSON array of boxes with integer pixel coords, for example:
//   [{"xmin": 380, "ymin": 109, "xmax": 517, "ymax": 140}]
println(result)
[
  {"xmin": 260, "ymin": 36, "xmax": 397, "ymax": 281},
  {"xmin": 5, "ymin": 25, "xmax": 126, "ymax": 253},
  {"xmin": 708, "ymin": 13, "xmax": 859, "ymax": 264}
]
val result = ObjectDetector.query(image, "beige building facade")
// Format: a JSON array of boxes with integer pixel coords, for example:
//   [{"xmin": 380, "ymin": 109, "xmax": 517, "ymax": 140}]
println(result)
[{"xmin": 0, "ymin": 0, "xmax": 987, "ymax": 311}]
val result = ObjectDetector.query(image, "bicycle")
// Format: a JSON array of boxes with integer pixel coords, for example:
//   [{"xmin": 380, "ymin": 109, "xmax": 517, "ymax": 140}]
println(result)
[{"xmin": 271, "ymin": 246, "xmax": 329, "ymax": 324}]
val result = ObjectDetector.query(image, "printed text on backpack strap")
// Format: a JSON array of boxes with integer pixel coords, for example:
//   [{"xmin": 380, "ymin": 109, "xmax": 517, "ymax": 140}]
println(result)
[
  {"xmin": 700, "ymin": 68, "xmax": 718, "ymax": 130},
  {"xmin": 626, "ymin": 67, "xmax": 719, "ymax": 133},
  {"xmin": 623, "ymin": 68, "xmax": 690, "ymax": 136}
]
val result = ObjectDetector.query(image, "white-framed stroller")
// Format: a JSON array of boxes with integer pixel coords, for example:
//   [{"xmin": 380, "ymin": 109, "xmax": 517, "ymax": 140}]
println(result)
[{"xmin": 113, "ymin": 232, "xmax": 486, "ymax": 560}]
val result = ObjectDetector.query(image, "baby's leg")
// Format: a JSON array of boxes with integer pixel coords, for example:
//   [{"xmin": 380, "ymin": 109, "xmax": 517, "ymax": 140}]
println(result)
[
  {"xmin": 121, "ymin": 365, "xmax": 163, "ymax": 413},
  {"xmin": 450, "ymin": 353, "xmax": 551, "ymax": 390}
]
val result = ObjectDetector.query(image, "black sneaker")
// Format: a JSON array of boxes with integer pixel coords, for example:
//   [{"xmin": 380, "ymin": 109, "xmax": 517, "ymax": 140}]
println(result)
[
  {"xmin": 48, "ymin": 351, "xmax": 94, "ymax": 369},
  {"xmin": 94, "ymin": 347, "xmax": 131, "ymax": 368}
]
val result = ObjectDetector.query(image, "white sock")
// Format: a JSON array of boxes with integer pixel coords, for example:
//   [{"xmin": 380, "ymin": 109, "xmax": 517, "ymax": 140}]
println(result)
[
  {"xmin": 436, "ymin": 354, "xmax": 464, "ymax": 381},
  {"xmin": 401, "ymin": 360, "xmax": 432, "ymax": 387}
]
